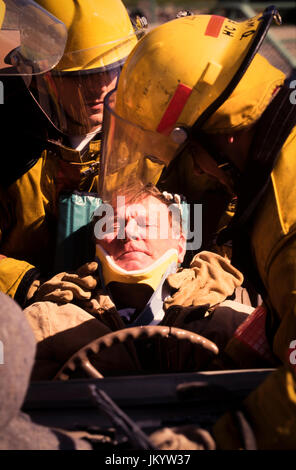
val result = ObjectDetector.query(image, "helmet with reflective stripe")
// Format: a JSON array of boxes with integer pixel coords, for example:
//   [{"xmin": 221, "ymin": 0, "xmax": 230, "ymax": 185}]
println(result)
[
  {"xmin": 24, "ymin": 0, "xmax": 142, "ymax": 135},
  {"xmin": 35, "ymin": 0, "xmax": 138, "ymax": 73},
  {"xmin": 99, "ymin": 7, "xmax": 285, "ymax": 200},
  {"xmin": 115, "ymin": 8, "xmax": 284, "ymax": 135}
]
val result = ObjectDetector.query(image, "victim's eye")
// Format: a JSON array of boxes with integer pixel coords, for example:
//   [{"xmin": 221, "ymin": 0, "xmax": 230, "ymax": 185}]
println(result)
[
  {"xmin": 100, "ymin": 218, "xmax": 120, "ymax": 235},
  {"xmin": 135, "ymin": 215, "xmax": 158, "ymax": 227}
]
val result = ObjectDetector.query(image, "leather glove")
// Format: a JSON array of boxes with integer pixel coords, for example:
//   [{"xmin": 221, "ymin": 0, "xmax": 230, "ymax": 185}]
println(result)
[
  {"xmin": 83, "ymin": 291, "xmax": 116, "ymax": 316},
  {"xmin": 32, "ymin": 261, "xmax": 99, "ymax": 304},
  {"xmin": 150, "ymin": 407, "xmax": 257, "ymax": 450},
  {"xmin": 30, "ymin": 260, "xmax": 126, "ymax": 332},
  {"xmin": 81, "ymin": 291, "xmax": 126, "ymax": 332},
  {"xmin": 149, "ymin": 425, "xmax": 216, "ymax": 450},
  {"xmin": 164, "ymin": 251, "xmax": 243, "ymax": 310}
]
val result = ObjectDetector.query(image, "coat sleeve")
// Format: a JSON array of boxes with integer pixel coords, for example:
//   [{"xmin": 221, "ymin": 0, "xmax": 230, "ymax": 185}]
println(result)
[
  {"xmin": 213, "ymin": 366, "xmax": 296, "ymax": 449},
  {"xmin": 0, "ymin": 255, "xmax": 40, "ymax": 307},
  {"xmin": 0, "ymin": 183, "xmax": 40, "ymax": 306},
  {"xmin": 213, "ymin": 257, "xmax": 296, "ymax": 448},
  {"xmin": 213, "ymin": 134, "xmax": 296, "ymax": 449}
]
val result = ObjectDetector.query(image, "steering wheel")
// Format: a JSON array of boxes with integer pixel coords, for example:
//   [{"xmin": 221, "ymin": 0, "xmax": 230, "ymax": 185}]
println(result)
[{"xmin": 54, "ymin": 325, "xmax": 219, "ymax": 380}]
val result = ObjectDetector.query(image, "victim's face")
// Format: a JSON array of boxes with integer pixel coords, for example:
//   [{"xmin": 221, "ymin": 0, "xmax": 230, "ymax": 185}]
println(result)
[{"xmin": 96, "ymin": 195, "xmax": 186, "ymax": 271}]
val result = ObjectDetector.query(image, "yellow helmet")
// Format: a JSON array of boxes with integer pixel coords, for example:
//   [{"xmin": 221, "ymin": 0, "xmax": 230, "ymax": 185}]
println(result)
[
  {"xmin": 36, "ymin": 0, "xmax": 138, "ymax": 72},
  {"xmin": 99, "ymin": 7, "xmax": 285, "ymax": 200},
  {"xmin": 24, "ymin": 0, "xmax": 142, "ymax": 135},
  {"xmin": 0, "ymin": 0, "xmax": 67, "ymax": 76}
]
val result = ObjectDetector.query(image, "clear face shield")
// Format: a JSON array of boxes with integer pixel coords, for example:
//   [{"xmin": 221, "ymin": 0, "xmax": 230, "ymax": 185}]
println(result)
[
  {"xmin": 99, "ymin": 6, "xmax": 282, "ymax": 202},
  {"xmin": 0, "ymin": 0, "xmax": 67, "ymax": 76},
  {"xmin": 26, "ymin": 30, "xmax": 143, "ymax": 136},
  {"xmin": 99, "ymin": 89, "xmax": 180, "ymax": 202}
]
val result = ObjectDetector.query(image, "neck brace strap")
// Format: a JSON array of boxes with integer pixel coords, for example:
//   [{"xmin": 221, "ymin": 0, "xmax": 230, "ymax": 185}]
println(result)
[{"xmin": 95, "ymin": 245, "xmax": 178, "ymax": 291}]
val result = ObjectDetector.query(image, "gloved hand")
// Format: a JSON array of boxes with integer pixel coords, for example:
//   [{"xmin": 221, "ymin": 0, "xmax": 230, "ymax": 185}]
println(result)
[
  {"xmin": 82, "ymin": 291, "xmax": 116, "ymax": 316},
  {"xmin": 149, "ymin": 425, "xmax": 216, "ymax": 450},
  {"xmin": 81, "ymin": 291, "xmax": 126, "ymax": 332},
  {"xmin": 164, "ymin": 251, "xmax": 243, "ymax": 310},
  {"xmin": 31, "ymin": 261, "xmax": 99, "ymax": 304},
  {"xmin": 150, "ymin": 406, "xmax": 257, "ymax": 450},
  {"xmin": 29, "ymin": 261, "xmax": 126, "ymax": 332}
]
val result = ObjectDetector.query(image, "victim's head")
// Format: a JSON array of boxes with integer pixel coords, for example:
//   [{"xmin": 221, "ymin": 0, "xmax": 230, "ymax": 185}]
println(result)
[{"xmin": 94, "ymin": 186, "xmax": 186, "ymax": 271}]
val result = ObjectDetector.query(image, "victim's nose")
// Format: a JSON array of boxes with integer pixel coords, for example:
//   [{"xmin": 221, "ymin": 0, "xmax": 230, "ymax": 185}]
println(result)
[{"xmin": 125, "ymin": 217, "xmax": 141, "ymax": 240}]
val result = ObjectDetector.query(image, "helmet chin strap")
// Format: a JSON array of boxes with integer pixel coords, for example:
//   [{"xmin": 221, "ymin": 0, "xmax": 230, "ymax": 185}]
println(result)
[
  {"xmin": 192, "ymin": 131, "xmax": 242, "ymax": 192},
  {"xmin": 61, "ymin": 108, "xmax": 103, "ymax": 137}
]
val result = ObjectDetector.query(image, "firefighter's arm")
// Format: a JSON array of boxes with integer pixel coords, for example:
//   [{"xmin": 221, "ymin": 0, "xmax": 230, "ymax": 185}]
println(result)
[
  {"xmin": 213, "ymin": 233, "xmax": 296, "ymax": 449},
  {"xmin": 0, "ymin": 255, "xmax": 40, "ymax": 307},
  {"xmin": 0, "ymin": 184, "xmax": 40, "ymax": 305},
  {"xmin": 263, "ymin": 232, "xmax": 296, "ymax": 364},
  {"xmin": 213, "ymin": 366, "xmax": 296, "ymax": 449},
  {"xmin": 32, "ymin": 261, "xmax": 98, "ymax": 304}
]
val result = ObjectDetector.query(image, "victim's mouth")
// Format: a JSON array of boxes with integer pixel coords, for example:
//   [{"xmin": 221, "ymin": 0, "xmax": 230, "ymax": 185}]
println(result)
[{"xmin": 115, "ymin": 247, "xmax": 151, "ymax": 260}]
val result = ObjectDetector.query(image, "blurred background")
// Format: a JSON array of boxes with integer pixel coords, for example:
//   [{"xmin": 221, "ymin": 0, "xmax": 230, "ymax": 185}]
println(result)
[{"xmin": 125, "ymin": 0, "xmax": 296, "ymax": 75}]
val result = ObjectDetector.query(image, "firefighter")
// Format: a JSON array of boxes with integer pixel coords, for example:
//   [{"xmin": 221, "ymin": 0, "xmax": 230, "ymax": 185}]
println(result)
[
  {"xmin": 0, "ymin": 2, "xmax": 91, "ymax": 449},
  {"xmin": 0, "ymin": 0, "xmax": 142, "ymax": 306},
  {"xmin": 98, "ymin": 8, "xmax": 296, "ymax": 448}
]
